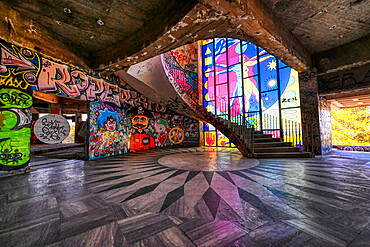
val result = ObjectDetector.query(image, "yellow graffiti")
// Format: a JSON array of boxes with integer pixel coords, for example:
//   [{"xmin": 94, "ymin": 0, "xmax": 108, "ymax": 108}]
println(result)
[{"xmin": 0, "ymin": 76, "xmax": 31, "ymax": 90}]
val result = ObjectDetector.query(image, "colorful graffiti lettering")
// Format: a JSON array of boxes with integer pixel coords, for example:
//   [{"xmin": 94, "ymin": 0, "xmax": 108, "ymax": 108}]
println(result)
[
  {"xmin": 0, "ymin": 39, "xmax": 165, "ymax": 112},
  {"xmin": 0, "ymin": 88, "xmax": 33, "ymax": 108},
  {"xmin": 0, "ymin": 88, "xmax": 32, "ymax": 169}
]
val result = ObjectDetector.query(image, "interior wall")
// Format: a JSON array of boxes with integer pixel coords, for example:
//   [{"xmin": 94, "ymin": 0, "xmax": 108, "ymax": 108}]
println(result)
[
  {"xmin": 0, "ymin": 39, "xmax": 200, "ymax": 169},
  {"xmin": 89, "ymin": 101, "xmax": 199, "ymax": 160}
]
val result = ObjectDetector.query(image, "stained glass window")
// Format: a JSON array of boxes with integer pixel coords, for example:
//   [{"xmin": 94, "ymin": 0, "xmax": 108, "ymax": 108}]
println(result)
[{"xmin": 202, "ymin": 38, "xmax": 302, "ymax": 147}]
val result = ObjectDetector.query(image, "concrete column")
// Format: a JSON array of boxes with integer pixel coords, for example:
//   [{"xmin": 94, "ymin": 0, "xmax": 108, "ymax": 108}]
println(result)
[{"xmin": 299, "ymin": 69, "xmax": 322, "ymax": 155}]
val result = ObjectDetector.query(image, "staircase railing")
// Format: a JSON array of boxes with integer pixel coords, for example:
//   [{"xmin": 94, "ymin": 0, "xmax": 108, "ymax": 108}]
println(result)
[{"xmin": 162, "ymin": 52, "xmax": 255, "ymax": 157}]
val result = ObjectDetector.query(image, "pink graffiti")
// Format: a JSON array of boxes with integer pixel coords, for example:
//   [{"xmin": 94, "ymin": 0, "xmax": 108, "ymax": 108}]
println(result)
[
  {"xmin": 0, "ymin": 47, "xmax": 36, "ymax": 72},
  {"xmin": 36, "ymin": 58, "xmax": 165, "ymax": 112}
]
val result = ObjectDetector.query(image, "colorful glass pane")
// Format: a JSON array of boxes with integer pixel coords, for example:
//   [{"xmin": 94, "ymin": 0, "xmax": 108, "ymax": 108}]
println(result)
[
  {"xmin": 217, "ymin": 131, "xmax": 230, "ymax": 147},
  {"xmin": 280, "ymin": 68, "xmax": 300, "ymax": 108},
  {"xmin": 215, "ymin": 38, "xmax": 226, "ymax": 55},
  {"xmin": 204, "ymin": 131, "xmax": 217, "ymax": 146},
  {"xmin": 242, "ymin": 43, "xmax": 258, "ymax": 78},
  {"xmin": 259, "ymin": 56, "xmax": 277, "ymax": 92},
  {"xmin": 278, "ymin": 59, "xmax": 288, "ymax": 68},
  {"xmin": 227, "ymin": 39, "xmax": 241, "ymax": 65},
  {"xmin": 202, "ymin": 43, "xmax": 214, "ymax": 73},
  {"xmin": 203, "ymin": 71, "xmax": 215, "ymax": 101}
]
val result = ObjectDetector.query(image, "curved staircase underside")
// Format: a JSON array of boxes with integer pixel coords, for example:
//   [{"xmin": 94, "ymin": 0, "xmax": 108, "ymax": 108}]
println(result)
[{"xmin": 115, "ymin": 53, "xmax": 313, "ymax": 159}]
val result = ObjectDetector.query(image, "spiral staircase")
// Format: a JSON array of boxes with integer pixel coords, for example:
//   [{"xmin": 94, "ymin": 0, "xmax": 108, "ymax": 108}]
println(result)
[{"xmin": 116, "ymin": 52, "xmax": 313, "ymax": 159}]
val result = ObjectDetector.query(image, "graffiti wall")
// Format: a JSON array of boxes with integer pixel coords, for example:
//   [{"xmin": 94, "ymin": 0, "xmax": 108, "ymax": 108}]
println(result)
[
  {"xmin": 89, "ymin": 102, "xmax": 199, "ymax": 160},
  {"xmin": 0, "ymin": 39, "xmax": 165, "ymax": 111},
  {"xmin": 162, "ymin": 43, "xmax": 199, "ymax": 103},
  {"xmin": 0, "ymin": 88, "xmax": 32, "ymax": 169},
  {"xmin": 319, "ymin": 97, "xmax": 332, "ymax": 154}
]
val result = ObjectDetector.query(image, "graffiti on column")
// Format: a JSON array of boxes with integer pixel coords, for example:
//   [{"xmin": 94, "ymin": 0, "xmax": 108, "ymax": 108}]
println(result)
[
  {"xmin": 318, "ymin": 97, "xmax": 332, "ymax": 154},
  {"xmin": 34, "ymin": 114, "xmax": 70, "ymax": 144},
  {"xmin": 0, "ymin": 88, "xmax": 32, "ymax": 169}
]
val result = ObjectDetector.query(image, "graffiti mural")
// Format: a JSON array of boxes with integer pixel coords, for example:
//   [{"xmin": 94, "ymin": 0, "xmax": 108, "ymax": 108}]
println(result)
[
  {"xmin": 0, "ymin": 39, "xmax": 165, "ymax": 112},
  {"xmin": 34, "ymin": 114, "xmax": 70, "ymax": 144},
  {"xmin": 89, "ymin": 101, "xmax": 129, "ymax": 160},
  {"xmin": 89, "ymin": 102, "xmax": 200, "ymax": 160},
  {"xmin": 0, "ymin": 88, "xmax": 32, "ymax": 169},
  {"xmin": 319, "ymin": 97, "xmax": 332, "ymax": 154},
  {"xmin": 162, "ymin": 45, "xmax": 199, "ymax": 103}
]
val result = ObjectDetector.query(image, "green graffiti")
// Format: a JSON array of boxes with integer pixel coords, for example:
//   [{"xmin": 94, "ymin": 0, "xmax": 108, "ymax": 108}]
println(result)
[
  {"xmin": 0, "ymin": 128, "xmax": 30, "ymax": 166},
  {"xmin": 0, "ymin": 110, "xmax": 18, "ymax": 131},
  {"xmin": 0, "ymin": 88, "xmax": 32, "ymax": 109}
]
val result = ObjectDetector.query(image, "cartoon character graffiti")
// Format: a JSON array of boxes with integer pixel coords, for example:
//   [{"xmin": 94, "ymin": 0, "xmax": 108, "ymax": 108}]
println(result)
[
  {"xmin": 104, "ymin": 116, "xmax": 117, "ymax": 131},
  {"xmin": 126, "ymin": 106, "xmax": 155, "ymax": 152}
]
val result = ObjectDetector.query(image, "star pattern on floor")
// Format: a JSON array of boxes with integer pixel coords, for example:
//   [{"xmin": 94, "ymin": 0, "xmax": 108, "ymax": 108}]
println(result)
[{"xmin": 1, "ymin": 148, "xmax": 369, "ymax": 246}]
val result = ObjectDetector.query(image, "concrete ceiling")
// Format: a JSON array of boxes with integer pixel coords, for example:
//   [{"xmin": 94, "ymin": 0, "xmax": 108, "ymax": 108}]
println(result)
[
  {"xmin": 0, "ymin": 0, "xmax": 197, "ymax": 69},
  {"xmin": 1, "ymin": 0, "xmax": 369, "ymax": 72},
  {"xmin": 260, "ymin": 0, "xmax": 370, "ymax": 54}
]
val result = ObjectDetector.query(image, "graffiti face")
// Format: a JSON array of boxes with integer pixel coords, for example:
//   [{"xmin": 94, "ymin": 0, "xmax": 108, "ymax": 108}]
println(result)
[
  {"xmin": 104, "ymin": 116, "xmax": 117, "ymax": 131},
  {"xmin": 132, "ymin": 115, "xmax": 149, "ymax": 132}
]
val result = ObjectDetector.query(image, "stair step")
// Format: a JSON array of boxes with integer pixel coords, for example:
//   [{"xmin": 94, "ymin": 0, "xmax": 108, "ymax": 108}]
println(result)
[
  {"xmin": 254, "ymin": 138, "xmax": 281, "ymax": 143},
  {"xmin": 254, "ymin": 152, "xmax": 313, "ymax": 158},
  {"xmin": 254, "ymin": 134, "xmax": 272, "ymax": 138},
  {"xmin": 253, "ymin": 142, "xmax": 292, "ymax": 148},
  {"xmin": 253, "ymin": 147, "xmax": 301, "ymax": 153}
]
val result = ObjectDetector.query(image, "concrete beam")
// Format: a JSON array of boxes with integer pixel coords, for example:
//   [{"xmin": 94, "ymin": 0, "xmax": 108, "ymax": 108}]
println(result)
[
  {"xmin": 314, "ymin": 35, "xmax": 370, "ymax": 75},
  {"xmin": 200, "ymin": 0, "xmax": 311, "ymax": 72},
  {"xmin": 0, "ymin": 1, "xmax": 90, "ymax": 70},
  {"xmin": 103, "ymin": 0, "xmax": 311, "ymax": 73}
]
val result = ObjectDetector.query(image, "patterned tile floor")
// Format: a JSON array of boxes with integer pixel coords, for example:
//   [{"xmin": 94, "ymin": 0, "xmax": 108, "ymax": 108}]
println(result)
[{"xmin": 0, "ymin": 147, "xmax": 369, "ymax": 246}]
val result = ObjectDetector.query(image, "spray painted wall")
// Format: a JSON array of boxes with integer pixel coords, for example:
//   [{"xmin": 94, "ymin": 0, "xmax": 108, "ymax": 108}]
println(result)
[
  {"xmin": 89, "ymin": 101, "xmax": 199, "ymax": 160},
  {"xmin": 0, "ymin": 88, "xmax": 32, "ymax": 169},
  {"xmin": 162, "ymin": 43, "xmax": 199, "ymax": 103},
  {"xmin": 0, "ymin": 39, "xmax": 199, "ymax": 168},
  {"xmin": 319, "ymin": 96, "xmax": 332, "ymax": 154}
]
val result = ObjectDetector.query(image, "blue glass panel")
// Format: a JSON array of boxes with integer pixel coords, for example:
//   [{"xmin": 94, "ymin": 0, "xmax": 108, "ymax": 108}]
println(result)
[
  {"xmin": 242, "ymin": 43, "xmax": 258, "ymax": 78},
  {"xmin": 261, "ymin": 90, "xmax": 278, "ymax": 111},
  {"xmin": 215, "ymin": 38, "xmax": 226, "ymax": 55},
  {"xmin": 241, "ymin": 40, "xmax": 249, "ymax": 46},
  {"xmin": 259, "ymin": 56, "xmax": 277, "ymax": 92},
  {"xmin": 202, "ymin": 43, "xmax": 214, "ymax": 72},
  {"xmin": 278, "ymin": 59, "xmax": 288, "ymax": 68},
  {"xmin": 279, "ymin": 67, "xmax": 292, "ymax": 96},
  {"xmin": 258, "ymin": 46, "xmax": 268, "ymax": 57},
  {"xmin": 204, "ymin": 122, "xmax": 216, "ymax": 132}
]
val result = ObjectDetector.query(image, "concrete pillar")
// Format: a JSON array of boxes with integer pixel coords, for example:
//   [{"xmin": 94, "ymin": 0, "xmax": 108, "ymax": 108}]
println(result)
[{"xmin": 299, "ymin": 69, "xmax": 322, "ymax": 155}]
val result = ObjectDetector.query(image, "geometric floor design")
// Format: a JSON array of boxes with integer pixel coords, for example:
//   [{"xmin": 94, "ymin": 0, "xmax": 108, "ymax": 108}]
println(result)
[{"xmin": 0, "ymin": 147, "xmax": 369, "ymax": 246}]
